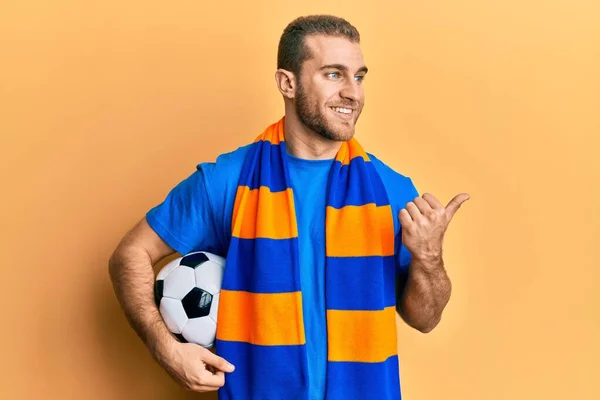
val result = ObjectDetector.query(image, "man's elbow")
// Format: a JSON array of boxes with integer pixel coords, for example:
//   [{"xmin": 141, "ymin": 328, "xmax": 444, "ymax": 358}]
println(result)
[
  {"xmin": 414, "ymin": 322, "xmax": 436, "ymax": 334},
  {"xmin": 413, "ymin": 315, "xmax": 442, "ymax": 333},
  {"xmin": 397, "ymin": 307, "xmax": 441, "ymax": 334},
  {"xmin": 108, "ymin": 245, "xmax": 126, "ymax": 277},
  {"xmin": 404, "ymin": 319, "xmax": 437, "ymax": 334}
]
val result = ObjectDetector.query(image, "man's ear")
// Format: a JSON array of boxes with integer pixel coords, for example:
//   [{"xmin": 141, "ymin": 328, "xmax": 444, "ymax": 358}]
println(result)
[{"xmin": 275, "ymin": 69, "xmax": 296, "ymax": 99}]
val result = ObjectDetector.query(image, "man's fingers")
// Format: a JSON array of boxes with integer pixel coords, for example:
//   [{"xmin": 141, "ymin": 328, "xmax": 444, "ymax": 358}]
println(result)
[
  {"xmin": 214, "ymin": 370, "xmax": 225, "ymax": 379},
  {"xmin": 194, "ymin": 365, "xmax": 225, "ymax": 389},
  {"xmin": 399, "ymin": 208, "xmax": 412, "ymax": 227},
  {"xmin": 195, "ymin": 385, "xmax": 222, "ymax": 392},
  {"xmin": 203, "ymin": 351, "xmax": 235, "ymax": 373},
  {"xmin": 197, "ymin": 369, "xmax": 225, "ymax": 388},
  {"xmin": 193, "ymin": 373, "xmax": 224, "ymax": 391},
  {"xmin": 405, "ymin": 201, "xmax": 421, "ymax": 221},
  {"xmin": 413, "ymin": 197, "xmax": 434, "ymax": 216},
  {"xmin": 445, "ymin": 193, "xmax": 470, "ymax": 220},
  {"xmin": 421, "ymin": 193, "xmax": 444, "ymax": 210}
]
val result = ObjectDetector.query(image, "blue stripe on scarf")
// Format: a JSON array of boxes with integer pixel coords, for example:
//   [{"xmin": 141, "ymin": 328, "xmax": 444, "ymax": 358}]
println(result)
[
  {"xmin": 326, "ymin": 356, "xmax": 402, "ymax": 400},
  {"xmin": 238, "ymin": 141, "xmax": 288, "ymax": 192},
  {"xmin": 328, "ymin": 159, "xmax": 391, "ymax": 208},
  {"xmin": 325, "ymin": 255, "xmax": 397, "ymax": 310},
  {"xmin": 216, "ymin": 340, "xmax": 309, "ymax": 400},
  {"xmin": 223, "ymin": 237, "xmax": 300, "ymax": 293}
]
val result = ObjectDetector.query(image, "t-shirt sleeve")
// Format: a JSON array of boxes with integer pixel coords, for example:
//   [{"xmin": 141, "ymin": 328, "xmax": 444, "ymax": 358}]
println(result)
[{"xmin": 145, "ymin": 168, "xmax": 220, "ymax": 256}]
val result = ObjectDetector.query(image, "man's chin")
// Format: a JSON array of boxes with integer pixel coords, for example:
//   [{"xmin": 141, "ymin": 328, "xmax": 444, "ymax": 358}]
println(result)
[
  {"xmin": 320, "ymin": 121, "xmax": 355, "ymax": 141},
  {"xmin": 327, "ymin": 130, "xmax": 355, "ymax": 142},
  {"xmin": 331, "ymin": 125, "xmax": 356, "ymax": 142},
  {"xmin": 305, "ymin": 117, "xmax": 356, "ymax": 142}
]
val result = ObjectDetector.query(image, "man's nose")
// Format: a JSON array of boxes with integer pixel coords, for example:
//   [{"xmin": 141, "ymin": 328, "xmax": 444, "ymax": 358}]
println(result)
[{"xmin": 339, "ymin": 79, "xmax": 360, "ymax": 102}]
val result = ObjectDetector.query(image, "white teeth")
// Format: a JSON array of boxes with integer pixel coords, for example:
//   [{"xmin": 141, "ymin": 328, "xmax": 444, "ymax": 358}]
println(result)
[{"xmin": 333, "ymin": 107, "xmax": 352, "ymax": 114}]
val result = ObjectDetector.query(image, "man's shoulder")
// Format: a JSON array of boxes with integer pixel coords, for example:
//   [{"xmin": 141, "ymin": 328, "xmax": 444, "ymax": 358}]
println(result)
[
  {"xmin": 201, "ymin": 143, "xmax": 252, "ymax": 168},
  {"xmin": 196, "ymin": 143, "xmax": 252, "ymax": 178},
  {"xmin": 366, "ymin": 152, "xmax": 419, "ymax": 206},
  {"xmin": 367, "ymin": 152, "xmax": 415, "ymax": 188}
]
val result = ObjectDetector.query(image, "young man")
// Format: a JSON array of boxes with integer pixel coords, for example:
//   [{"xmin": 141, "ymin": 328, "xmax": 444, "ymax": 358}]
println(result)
[{"xmin": 109, "ymin": 15, "xmax": 469, "ymax": 400}]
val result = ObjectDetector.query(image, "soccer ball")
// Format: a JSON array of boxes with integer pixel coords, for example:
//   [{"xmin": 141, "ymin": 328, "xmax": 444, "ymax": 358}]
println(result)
[{"xmin": 154, "ymin": 251, "xmax": 225, "ymax": 348}]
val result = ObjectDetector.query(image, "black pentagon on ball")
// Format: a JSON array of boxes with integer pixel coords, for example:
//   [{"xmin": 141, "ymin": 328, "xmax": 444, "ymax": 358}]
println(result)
[
  {"xmin": 154, "ymin": 279, "xmax": 164, "ymax": 307},
  {"xmin": 181, "ymin": 287, "xmax": 213, "ymax": 318},
  {"xmin": 180, "ymin": 252, "xmax": 209, "ymax": 268}
]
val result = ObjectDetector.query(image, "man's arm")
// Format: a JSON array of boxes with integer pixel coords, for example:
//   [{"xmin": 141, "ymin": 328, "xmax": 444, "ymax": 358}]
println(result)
[
  {"xmin": 108, "ymin": 217, "xmax": 234, "ymax": 392},
  {"xmin": 396, "ymin": 255, "xmax": 452, "ymax": 333},
  {"xmin": 395, "ymin": 192, "xmax": 469, "ymax": 333},
  {"xmin": 108, "ymin": 217, "xmax": 176, "ymax": 357}
]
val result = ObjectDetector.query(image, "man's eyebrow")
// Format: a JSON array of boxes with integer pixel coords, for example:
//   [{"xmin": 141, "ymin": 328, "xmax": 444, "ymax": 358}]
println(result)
[{"xmin": 319, "ymin": 64, "xmax": 369, "ymax": 74}]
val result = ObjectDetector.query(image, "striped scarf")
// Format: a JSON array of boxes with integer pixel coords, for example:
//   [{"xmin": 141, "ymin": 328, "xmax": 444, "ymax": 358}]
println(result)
[{"xmin": 216, "ymin": 117, "xmax": 401, "ymax": 399}]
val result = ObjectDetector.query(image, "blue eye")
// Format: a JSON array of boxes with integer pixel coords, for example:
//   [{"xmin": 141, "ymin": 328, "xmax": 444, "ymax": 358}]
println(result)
[
  {"xmin": 327, "ymin": 72, "xmax": 341, "ymax": 79},
  {"xmin": 355, "ymin": 75, "xmax": 365, "ymax": 82}
]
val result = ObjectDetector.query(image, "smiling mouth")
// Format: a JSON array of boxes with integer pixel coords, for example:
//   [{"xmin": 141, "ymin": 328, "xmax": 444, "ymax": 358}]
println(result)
[{"xmin": 330, "ymin": 106, "xmax": 354, "ymax": 116}]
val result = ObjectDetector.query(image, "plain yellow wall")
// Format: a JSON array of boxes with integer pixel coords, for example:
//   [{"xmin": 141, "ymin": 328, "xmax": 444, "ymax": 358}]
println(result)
[{"xmin": 1, "ymin": 0, "xmax": 598, "ymax": 399}]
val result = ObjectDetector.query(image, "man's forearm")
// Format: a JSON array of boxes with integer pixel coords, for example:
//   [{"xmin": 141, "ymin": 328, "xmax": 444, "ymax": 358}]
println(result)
[
  {"xmin": 108, "ymin": 243, "xmax": 173, "ymax": 358},
  {"xmin": 397, "ymin": 256, "xmax": 452, "ymax": 333}
]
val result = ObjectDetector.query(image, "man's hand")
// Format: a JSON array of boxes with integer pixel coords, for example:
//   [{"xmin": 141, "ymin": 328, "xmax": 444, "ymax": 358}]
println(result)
[
  {"xmin": 155, "ymin": 340, "xmax": 235, "ymax": 392},
  {"xmin": 399, "ymin": 193, "xmax": 470, "ymax": 264}
]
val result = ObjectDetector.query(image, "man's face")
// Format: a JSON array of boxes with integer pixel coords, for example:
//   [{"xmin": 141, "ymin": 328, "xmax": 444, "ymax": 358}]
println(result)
[{"xmin": 294, "ymin": 35, "xmax": 367, "ymax": 142}]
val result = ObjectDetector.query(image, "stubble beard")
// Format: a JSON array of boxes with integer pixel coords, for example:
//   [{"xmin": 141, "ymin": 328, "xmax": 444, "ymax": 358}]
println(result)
[{"xmin": 295, "ymin": 83, "xmax": 361, "ymax": 142}]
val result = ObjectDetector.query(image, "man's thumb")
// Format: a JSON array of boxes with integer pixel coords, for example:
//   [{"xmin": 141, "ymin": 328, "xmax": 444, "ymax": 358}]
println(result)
[
  {"xmin": 204, "ymin": 351, "xmax": 235, "ymax": 373},
  {"xmin": 445, "ymin": 193, "xmax": 470, "ymax": 220}
]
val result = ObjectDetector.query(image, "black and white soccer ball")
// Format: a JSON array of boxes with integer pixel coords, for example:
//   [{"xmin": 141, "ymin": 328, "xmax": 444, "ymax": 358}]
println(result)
[{"xmin": 154, "ymin": 251, "xmax": 225, "ymax": 348}]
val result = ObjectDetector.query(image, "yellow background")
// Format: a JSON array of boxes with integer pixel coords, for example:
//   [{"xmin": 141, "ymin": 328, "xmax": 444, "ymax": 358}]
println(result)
[{"xmin": 1, "ymin": 0, "xmax": 598, "ymax": 399}]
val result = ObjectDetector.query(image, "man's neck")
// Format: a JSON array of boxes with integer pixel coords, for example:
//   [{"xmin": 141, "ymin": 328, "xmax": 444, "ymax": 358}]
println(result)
[{"xmin": 283, "ymin": 113, "xmax": 342, "ymax": 160}]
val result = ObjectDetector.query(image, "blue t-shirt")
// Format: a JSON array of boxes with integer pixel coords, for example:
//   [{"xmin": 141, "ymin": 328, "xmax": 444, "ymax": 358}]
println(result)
[{"xmin": 146, "ymin": 143, "xmax": 419, "ymax": 400}]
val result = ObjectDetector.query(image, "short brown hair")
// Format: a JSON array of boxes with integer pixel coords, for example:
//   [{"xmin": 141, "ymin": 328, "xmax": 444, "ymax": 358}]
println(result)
[{"xmin": 277, "ymin": 15, "xmax": 361, "ymax": 77}]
